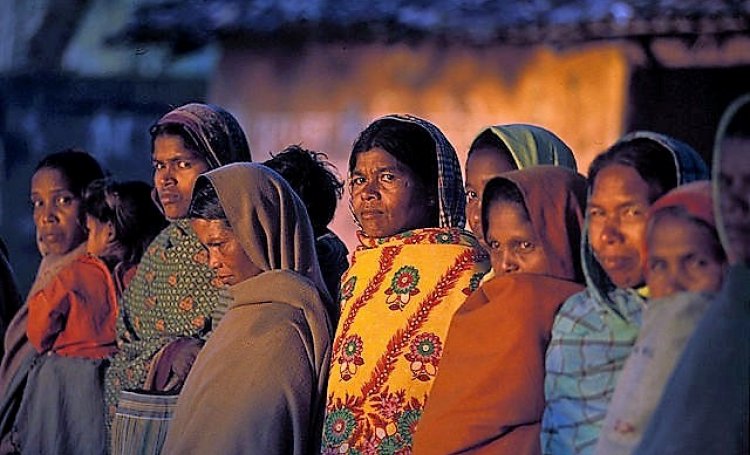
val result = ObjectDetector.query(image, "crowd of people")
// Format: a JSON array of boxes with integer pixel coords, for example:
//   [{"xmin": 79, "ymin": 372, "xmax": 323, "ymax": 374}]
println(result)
[{"xmin": 0, "ymin": 95, "xmax": 746, "ymax": 455}]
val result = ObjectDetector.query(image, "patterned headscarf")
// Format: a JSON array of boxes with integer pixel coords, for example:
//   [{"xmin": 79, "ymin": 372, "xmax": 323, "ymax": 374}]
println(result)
[
  {"xmin": 350, "ymin": 114, "xmax": 466, "ymax": 230},
  {"xmin": 152, "ymin": 103, "xmax": 252, "ymax": 169}
]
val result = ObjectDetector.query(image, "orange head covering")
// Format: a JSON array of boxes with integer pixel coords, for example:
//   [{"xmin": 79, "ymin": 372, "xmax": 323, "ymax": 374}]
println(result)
[
  {"xmin": 644, "ymin": 181, "xmax": 719, "ymax": 268},
  {"xmin": 648, "ymin": 180, "xmax": 716, "ymax": 229},
  {"xmin": 482, "ymin": 165, "xmax": 588, "ymax": 283}
]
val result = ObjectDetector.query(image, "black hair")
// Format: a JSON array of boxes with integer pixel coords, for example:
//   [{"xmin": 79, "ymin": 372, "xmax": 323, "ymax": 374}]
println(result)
[
  {"xmin": 84, "ymin": 179, "xmax": 168, "ymax": 265},
  {"xmin": 648, "ymin": 206, "xmax": 726, "ymax": 262},
  {"xmin": 188, "ymin": 177, "xmax": 228, "ymax": 222},
  {"xmin": 149, "ymin": 123, "xmax": 202, "ymax": 157},
  {"xmin": 588, "ymin": 138, "xmax": 678, "ymax": 202},
  {"xmin": 467, "ymin": 129, "xmax": 516, "ymax": 167},
  {"xmin": 264, "ymin": 145, "xmax": 343, "ymax": 237},
  {"xmin": 349, "ymin": 118, "xmax": 439, "ymax": 224},
  {"xmin": 34, "ymin": 148, "xmax": 105, "ymax": 198},
  {"xmin": 481, "ymin": 177, "xmax": 529, "ymax": 243}
]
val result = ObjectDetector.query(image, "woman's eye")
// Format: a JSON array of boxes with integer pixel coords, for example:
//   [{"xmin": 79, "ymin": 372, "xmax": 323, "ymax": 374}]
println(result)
[
  {"xmin": 622, "ymin": 206, "xmax": 644, "ymax": 218},
  {"xmin": 56, "ymin": 196, "xmax": 73, "ymax": 206},
  {"xmin": 687, "ymin": 257, "xmax": 710, "ymax": 270},
  {"xmin": 465, "ymin": 189, "xmax": 478, "ymax": 202},
  {"xmin": 588, "ymin": 208, "xmax": 604, "ymax": 218},
  {"xmin": 648, "ymin": 260, "xmax": 666, "ymax": 272},
  {"xmin": 488, "ymin": 240, "xmax": 500, "ymax": 250},
  {"xmin": 518, "ymin": 241, "xmax": 534, "ymax": 251}
]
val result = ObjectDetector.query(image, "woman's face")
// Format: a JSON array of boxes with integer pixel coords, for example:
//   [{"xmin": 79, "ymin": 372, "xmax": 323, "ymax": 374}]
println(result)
[
  {"xmin": 485, "ymin": 201, "xmax": 548, "ymax": 276},
  {"xmin": 588, "ymin": 164, "xmax": 652, "ymax": 289},
  {"xmin": 646, "ymin": 214, "xmax": 726, "ymax": 298},
  {"xmin": 153, "ymin": 134, "xmax": 210, "ymax": 220},
  {"xmin": 30, "ymin": 167, "xmax": 86, "ymax": 256},
  {"xmin": 465, "ymin": 147, "xmax": 517, "ymax": 241},
  {"xmin": 350, "ymin": 148, "xmax": 433, "ymax": 238},
  {"xmin": 717, "ymin": 137, "xmax": 750, "ymax": 264},
  {"xmin": 191, "ymin": 218, "xmax": 262, "ymax": 286}
]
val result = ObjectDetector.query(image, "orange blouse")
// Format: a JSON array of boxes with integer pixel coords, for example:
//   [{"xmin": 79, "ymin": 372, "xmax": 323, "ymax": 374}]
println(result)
[{"xmin": 27, "ymin": 253, "xmax": 118, "ymax": 359}]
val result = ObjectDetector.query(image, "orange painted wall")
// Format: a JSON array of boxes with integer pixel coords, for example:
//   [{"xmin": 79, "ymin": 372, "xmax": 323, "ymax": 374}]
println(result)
[{"xmin": 210, "ymin": 42, "xmax": 630, "ymax": 249}]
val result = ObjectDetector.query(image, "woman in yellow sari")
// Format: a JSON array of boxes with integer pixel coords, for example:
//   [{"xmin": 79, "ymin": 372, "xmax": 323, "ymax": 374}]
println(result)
[{"xmin": 321, "ymin": 115, "xmax": 489, "ymax": 454}]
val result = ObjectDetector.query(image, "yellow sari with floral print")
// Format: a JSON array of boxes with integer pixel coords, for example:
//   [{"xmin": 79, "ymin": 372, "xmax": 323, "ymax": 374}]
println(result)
[{"xmin": 322, "ymin": 227, "xmax": 489, "ymax": 454}]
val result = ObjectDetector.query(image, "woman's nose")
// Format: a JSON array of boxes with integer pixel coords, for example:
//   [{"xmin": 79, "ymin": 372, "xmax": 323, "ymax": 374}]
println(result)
[
  {"xmin": 600, "ymin": 219, "xmax": 624, "ymax": 244},
  {"xmin": 500, "ymin": 250, "xmax": 519, "ymax": 274}
]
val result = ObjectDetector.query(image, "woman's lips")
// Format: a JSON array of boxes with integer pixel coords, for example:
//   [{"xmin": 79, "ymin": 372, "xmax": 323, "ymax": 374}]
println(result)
[
  {"xmin": 599, "ymin": 255, "xmax": 634, "ymax": 271},
  {"xmin": 358, "ymin": 208, "xmax": 384, "ymax": 219},
  {"xmin": 158, "ymin": 191, "xmax": 181, "ymax": 205}
]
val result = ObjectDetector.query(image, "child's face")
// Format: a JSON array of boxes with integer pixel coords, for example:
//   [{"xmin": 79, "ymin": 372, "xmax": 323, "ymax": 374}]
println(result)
[
  {"xmin": 30, "ymin": 167, "xmax": 86, "ymax": 256},
  {"xmin": 588, "ymin": 164, "xmax": 652, "ymax": 289},
  {"xmin": 485, "ymin": 201, "xmax": 548, "ymax": 276},
  {"xmin": 465, "ymin": 147, "xmax": 516, "ymax": 242},
  {"xmin": 85, "ymin": 215, "xmax": 113, "ymax": 258},
  {"xmin": 646, "ymin": 214, "xmax": 725, "ymax": 299}
]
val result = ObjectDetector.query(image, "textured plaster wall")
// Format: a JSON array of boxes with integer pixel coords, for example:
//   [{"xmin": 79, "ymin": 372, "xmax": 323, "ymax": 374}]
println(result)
[{"xmin": 210, "ymin": 42, "xmax": 629, "ymax": 249}]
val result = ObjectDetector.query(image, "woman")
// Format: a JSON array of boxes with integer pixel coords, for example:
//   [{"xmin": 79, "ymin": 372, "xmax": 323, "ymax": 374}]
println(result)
[
  {"xmin": 414, "ymin": 166, "xmax": 588, "ymax": 454},
  {"xmin": 0, "ymin": 149, "xmax": 105, "ymax": 451},
  {"xmin": 594, "ymin": 181, "xmax": 726, "ymax": 455},
  {"xmin": 18, "ymin": 179, "xmax": 166, "ymax": 455},
  {"xmin": 541, "ymin": 132, "xmax": 709, "ymax": 455},
  {"xmin": 105, "ymin": 103, "xmax": 251, "ymax": 449},
  {"xmin": 162, "ymin": 163, "xmax": 335, "ymax": 454},
  {"xmin": 320, "ymin": 115, "xmax": 489, "ymax": 454},
  {"xmin": 634, "ymin": 94, "xmax": 750, "ymax": 455},
  {"xmin": 464, "ymin": 124, "xmax": 578, "ymax": 242}
]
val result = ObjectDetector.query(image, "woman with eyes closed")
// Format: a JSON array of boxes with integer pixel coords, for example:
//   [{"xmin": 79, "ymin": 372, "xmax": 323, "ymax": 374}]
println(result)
[
  {"xmin": 320, "ymin": 115, "xmax": 489, "ymax": 454},
  {"xmin": 541, "ymin": 132, "xmax": 709, "ymax": 455},
  {"xmin": 413, "ymin": 166, "xmax": 587, "ymax": 455},
  {"xmin": 162, "ymin": 163, "xmax": 335, "ymax": 455},
  {"xmin": 104, "ymin": 103, "xmax": 252, "ymax": 452},
  {"xmin": 0, "ymin": 149, "xmax": 105, "ymax": 451}
]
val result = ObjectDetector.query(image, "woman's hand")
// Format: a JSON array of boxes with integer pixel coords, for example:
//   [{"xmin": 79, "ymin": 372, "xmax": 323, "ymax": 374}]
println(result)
[{"xmin": 151, "ymin": 337, "xmax": 205, "ymax": 392}]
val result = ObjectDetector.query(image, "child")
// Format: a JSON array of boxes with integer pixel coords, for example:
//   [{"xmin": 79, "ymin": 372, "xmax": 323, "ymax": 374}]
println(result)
[
  {"xmin": 27, "ymin": 179, "xmax": 167, "ymax": 358},
  {"xmin": 263, "ymin": 145, "xmax": 349, "ymax": 302},
  {"xmin": 594, "ymin": 183, "xmax": 727, "ymax": 455},
  {"xmin": 414, "ymin": 166, "xmax": 587, "ymax": 455}
]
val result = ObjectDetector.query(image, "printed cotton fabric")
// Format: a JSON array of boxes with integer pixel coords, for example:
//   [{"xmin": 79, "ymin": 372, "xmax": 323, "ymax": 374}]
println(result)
[{"xmin": 321, "ymin": 228, "xmax": 489, "ymax": 453}]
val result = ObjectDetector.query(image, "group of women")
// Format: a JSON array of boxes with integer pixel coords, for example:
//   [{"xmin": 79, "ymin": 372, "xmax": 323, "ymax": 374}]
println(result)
[{"xmin": 0, "ymin": 93, "xmax": 746, "ymax": 455}]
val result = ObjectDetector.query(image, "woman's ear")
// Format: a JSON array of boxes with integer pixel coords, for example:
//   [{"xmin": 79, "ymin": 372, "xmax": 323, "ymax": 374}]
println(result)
[{"xmin": 106, "ymin": 221, "xmax": 117, "ymax": 242}]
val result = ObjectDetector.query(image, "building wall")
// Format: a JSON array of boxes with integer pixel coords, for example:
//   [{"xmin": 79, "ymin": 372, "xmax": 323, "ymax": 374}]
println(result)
[{"xmin": 210, "ymin": 42, "xmax": 630, "ymax": 248}]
